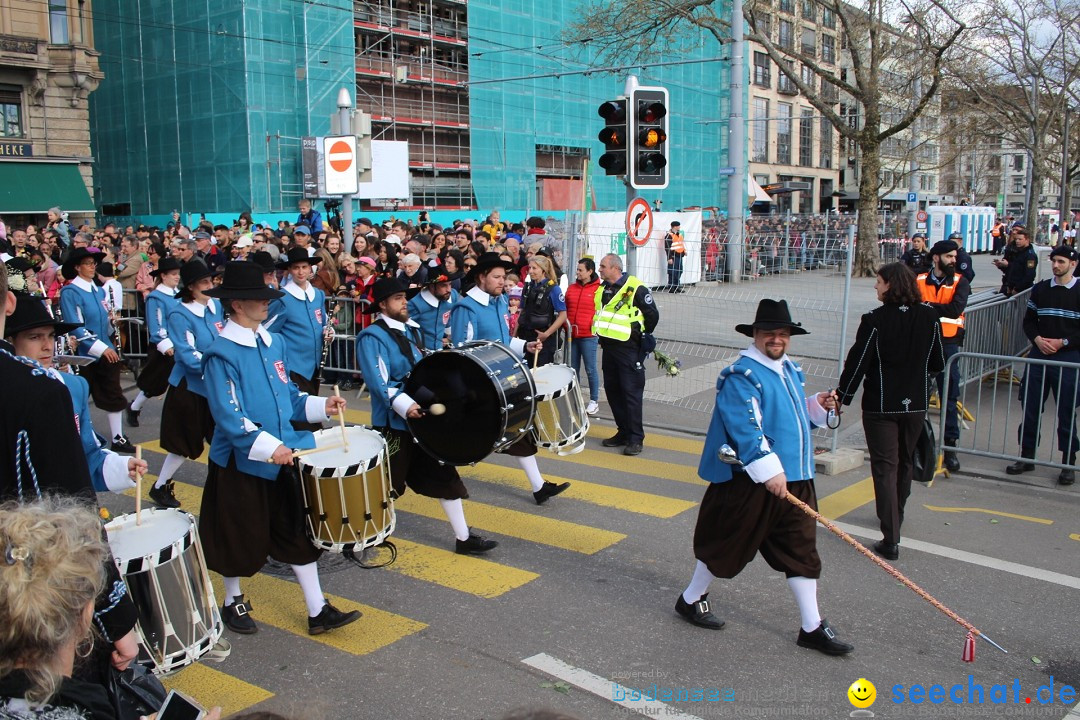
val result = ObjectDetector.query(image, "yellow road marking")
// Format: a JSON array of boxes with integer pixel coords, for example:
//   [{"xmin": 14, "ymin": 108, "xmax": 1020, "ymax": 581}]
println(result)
[
  {"xmin": 122, "ymin": 473, "xmax": 538, "ymax": 598},
  {"xmin": 464, "ymin": 464, "xmax": 698, "ymax": 518},
  {"xmin": 390, "ymin": 538, "xmax": 538, "ymax": 598},
  {"xmin": 818, "ymin": 477, "xmax": 875, "ymax": 520},
  {"xmin": 394, "ymin": 493, "xmax": 626, "ymax": 554},
  {"xmin": 1069, "ymin": 533, "xmax": 1080, "ymax": 542},
  {"xmin": 548, "ymin": 448, "xmax": 705, "ymax": 485},
  {"xmin": 162, "ymin": 661, "xmax": 273, "ymax": 716},
  {"xmin": 923, "ymin": 505, "xmax": 1054, "ymax": 525},
  {"xmin": 210, "ymin": 575, "xmax": 427, "ymax": 655}
]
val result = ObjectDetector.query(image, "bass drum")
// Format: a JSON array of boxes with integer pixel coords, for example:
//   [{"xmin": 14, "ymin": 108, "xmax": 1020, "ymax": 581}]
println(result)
[{"xmin": 405, "ymin": 341, "xmax": 535, "ymax": 465}]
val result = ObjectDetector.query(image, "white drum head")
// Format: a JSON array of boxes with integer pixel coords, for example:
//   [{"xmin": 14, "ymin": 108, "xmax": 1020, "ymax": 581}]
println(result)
[
  {"xmin": 299, "ymin": 426, "xmax": 385, "ymax": 472},
  {"xmin": 532, "ymin": 364, "xmax": 575, "ymax": 399},
  {"xmin": 105, "ymin": 508, "xmax": 193, "ymax": 565}
]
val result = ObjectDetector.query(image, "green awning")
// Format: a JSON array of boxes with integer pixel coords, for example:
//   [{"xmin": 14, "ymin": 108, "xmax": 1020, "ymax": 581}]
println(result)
[{"xmin": 0, "ymin": 161, "xmax": 95, "ymax": 213}]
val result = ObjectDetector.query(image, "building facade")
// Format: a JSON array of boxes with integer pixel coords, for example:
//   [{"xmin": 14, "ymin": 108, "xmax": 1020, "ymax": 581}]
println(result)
[{"xmin": 0, "ymin": 0, "xmax": 100, "ymax": 227}]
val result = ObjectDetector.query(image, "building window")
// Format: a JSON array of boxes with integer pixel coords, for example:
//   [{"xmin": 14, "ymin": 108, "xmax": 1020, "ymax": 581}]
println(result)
[
  {"xmin": 778, "ymin": 60, "xmax": 797, "ymax": 94},
  {"xmin": 822, "ymin": 6, "xmax": 836, "ymax": 28},
  {"xmin": 799, "ymin": 108, "xmax": 814, "ymax": 167},
  {"xmin": 801, "ymin": 63, "xmax": 815, "ymax": 91},
  {"xmin": 752, "ymin": 12, "xmax": 773, "ymax": 37},
  {"xmin": 1013, "ymin": 154, "xmax": 1024, "ymax": 171},
  {"xmin": 49, "ymin": 1, "xmax": 69, "ymax": 44},
  {"xmin": 819, "ymin": 116, "xmax": 832, "ymax": 168},
  {"xmin": 0, "ymin": 86, "xmax": 23, "ymax": 138},
  {"xmin": 801, "ymin": 0, "xmax": 816, "ymax": 21},
  {"xmin": 752, "ymin": 97, "xmax": 770, "ymax": 163},
  {"xmin": 777, "ymin": 103, "xmax": 792, "ymax": 165},
  {"xmin": 1013, "ymin": 177, "xmax": 1024, "ymax": 193},
  {"xmin": 822, "ymin": 34, "xmax": 835, "ymax": 63},
  {"xmin": 988, "ymin": 155, "xmax": 1001, "ymax": 171},
  {"xmin": 753, "ymin": 52, "xmax": 771, "ymax": 88},
  {"xmin": 779, "ymin": 19, "xmax": 794, "ymax": 49},
  {"xmin": 779, "ymin": 0, "xmax": 794, "ymax": 13},
  {"xmin": 801, "ymin": 27, "xmax": 815, "ymax": 56}
]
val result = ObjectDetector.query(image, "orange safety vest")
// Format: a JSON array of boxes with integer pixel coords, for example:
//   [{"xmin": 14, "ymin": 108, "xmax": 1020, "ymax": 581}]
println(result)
[
  {"xmin": 669, "ymin": 230, "xmax": 685, "ymax": 255},
  {"xmin": 917, "ymin": 272, "xmax": 964, "ymax": 338}
]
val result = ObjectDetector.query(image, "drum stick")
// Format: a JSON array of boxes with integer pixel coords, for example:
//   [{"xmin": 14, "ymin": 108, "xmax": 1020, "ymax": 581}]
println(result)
[
  {"xmin": 333, "ymin": 384, "xmax": 349, "ymax": 451},
  {"xmin": 533, "ymin": 342, "xmax": 540, "ymax": 367},
  {"xmin": 292, "ymin": 443, "xmax": 345, "ymax": 459},
  {"xmin": 134, "ymin": 446, "xmax": 143, "ymax": 526}
]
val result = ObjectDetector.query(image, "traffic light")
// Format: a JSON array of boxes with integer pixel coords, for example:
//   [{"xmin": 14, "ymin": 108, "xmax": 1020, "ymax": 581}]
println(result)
[
  {"xmin": 356, "ymin": 109, "xmax": 373, "ymax": 184},
  {"xmin": 630, "ymin": 86, "xmax": 669, "ymax": 189},
  {"xmin": 597, "ymin": 99, "xmax": 627, "ymax": 176}
]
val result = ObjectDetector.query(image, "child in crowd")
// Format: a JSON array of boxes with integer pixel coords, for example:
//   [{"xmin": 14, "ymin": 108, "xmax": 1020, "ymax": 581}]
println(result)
[{"xmin": 507, "ymin": 283, "xmax": 523, "ymax": 337}]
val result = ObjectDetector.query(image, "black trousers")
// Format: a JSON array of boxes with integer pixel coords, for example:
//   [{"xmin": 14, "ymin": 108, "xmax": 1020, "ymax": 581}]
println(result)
[
  {"xmin": 863, "ymin": 412, "xmax": 924, "ymax": 544},
  {"xmin": 601, "ymin": 340, "xmax": 646, "ymax": 444}
]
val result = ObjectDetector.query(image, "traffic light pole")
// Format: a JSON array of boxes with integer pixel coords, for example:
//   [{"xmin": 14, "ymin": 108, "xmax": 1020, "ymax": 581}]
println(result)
[
  {"xmin": 726, "ymin": 2, "xmax": 746, "ymax": 285},
  {"xmin": 624, "ymin": 75, "xmax": 640, "ymax": 278},
  {"xmin": 337, "ymin": 88, "xmax": 354, "ymax": 235}
]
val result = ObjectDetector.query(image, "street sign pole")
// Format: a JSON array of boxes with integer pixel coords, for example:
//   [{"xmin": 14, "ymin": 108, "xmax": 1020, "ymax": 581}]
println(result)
[
  {"xmin": 624, "ymin": 75, "xmax": 640, "ymax": 278},
  {"xmin": 337, "ymin": 88, "xmax": 354, "ymax": 234},
  {"xmin": 726, "ymin": 0, "xmax": 746, "ymax": 285}
]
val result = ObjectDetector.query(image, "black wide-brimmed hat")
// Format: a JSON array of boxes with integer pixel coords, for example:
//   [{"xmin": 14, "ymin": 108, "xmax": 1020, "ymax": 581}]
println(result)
[
  {"xmin": 151, "ymin": 257, "xmax": 183, "ymax": 278},
  {"xmin": 5, "ymin": 293, "xmax": 81, "ymax": 338},
  {"xmin": 465, "ymin": 252, "xmax": 516, "ymax": 282},
  {"xmin": 204, "ymin": 261, "xmax": 285, "ymax": 300},
  {"xmin": 250, "ymin": 250, "xmax": 277, "ymax": 274},
  {"xmin": 735, "ymin": 299, "xmax": 809, "ymax": 337},
  {"xmin": 276, "ymin": 247, "xmax": 314, "ymax": 269},
  {"xmin": 362, "ymin": 277, "xmax": 409, "ymax": 314},
  {"xmin": 423, "ymin": 269, "xmax": 462, "ymax": 287},
  {"xmin": 60, "ymin": 247, "xmax": 102, "ymax": 280},
  {"xmin": 179, "ymin": 258, "xmax": 214, "ymax": 287}
]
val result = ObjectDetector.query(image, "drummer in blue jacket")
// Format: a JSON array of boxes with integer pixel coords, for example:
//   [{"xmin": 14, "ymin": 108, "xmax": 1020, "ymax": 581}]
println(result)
[
  {"xmin": 146, "ymin": 260, "xmax": 223, "ymax": 509},
  {"xmin": 358, "ymin": 277, "xmax": 496, "ymax": 554},
  {"xmin": 264, "ymin": 247, "xmax": 328, "ymax": 431},
  {"xmin": 674, "ymin": 299, "xmax": 853, "ymax": 657},
  {"xmin": 127, "ymin": 257, "xmax": 182, "ymax": 427},
  {"xmin": 199, "ymin": 261, "xmax": 359, "ymax": 637},
  {"xmin": 58, "ymin": 247, "xmax": 135, "ymax": 453},
  {"xmin": 4, "ymin": 293, "xmax": 146, "ymax": 493},
  {"xmin": 450, "ymin": 252, "xmax": 570, "ymax": 505},
  {"xmin": 407, "ymin": 269, "xmax": 461, "ymax": 350}
]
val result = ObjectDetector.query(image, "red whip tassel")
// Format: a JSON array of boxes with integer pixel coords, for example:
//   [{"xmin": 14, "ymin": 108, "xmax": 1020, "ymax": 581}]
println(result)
[{"xmin": 962, "ymin": 632, "xmax": 976, "ymax": 663}]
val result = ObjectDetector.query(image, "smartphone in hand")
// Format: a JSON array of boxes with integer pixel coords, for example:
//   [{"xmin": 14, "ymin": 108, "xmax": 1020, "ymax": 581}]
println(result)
[{"xmin": 157, "ymin": 690, "xmax": 205, "ymax": 720}]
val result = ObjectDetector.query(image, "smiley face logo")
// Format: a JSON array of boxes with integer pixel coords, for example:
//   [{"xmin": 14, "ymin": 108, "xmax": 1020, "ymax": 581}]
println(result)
[{"xmin": 847, "ymin": 678, "xmax": 876, "ymax": 709}]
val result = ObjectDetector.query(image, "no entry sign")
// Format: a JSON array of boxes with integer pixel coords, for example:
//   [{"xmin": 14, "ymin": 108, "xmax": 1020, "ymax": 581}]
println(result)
[{"xmin": 323, "ymin": 135, "xmax": 358, "ymax": 195}]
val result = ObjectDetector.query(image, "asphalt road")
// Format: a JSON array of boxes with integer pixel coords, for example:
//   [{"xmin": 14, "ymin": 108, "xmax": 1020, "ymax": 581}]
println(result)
[{"xmin": 94, "ymin": 376, "xmax": 1080, "ymax": 720}]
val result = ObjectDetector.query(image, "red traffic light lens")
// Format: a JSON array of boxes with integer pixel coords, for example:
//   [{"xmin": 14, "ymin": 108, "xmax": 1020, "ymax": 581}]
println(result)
[
  {"xmin": 639, "ymin": 102, "xmax": 667, "ymax": 123},
  {"xmin": 598, "ymin": 100, "xmax": 627, "ymax": 123},
  {"xmin": 639, "ymin": 128, "xmax": 667, "ymax": 148}
]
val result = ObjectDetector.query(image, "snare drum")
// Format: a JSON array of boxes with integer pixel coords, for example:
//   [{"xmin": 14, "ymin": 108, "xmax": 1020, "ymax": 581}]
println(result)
[
  {"xmin": 105, "ymin": 508, "xmax": 223, "ymax": 676},
  {"xmin": 296, "ymin": 426, "xmax": 395, "ymax": 553},
  {"xmin": 531, "ymin": 364, "xmax": 590, "ymax": 455},
  {"xmin": 405, "ymin": 341, "xmax": 536, "ymax": 466}
]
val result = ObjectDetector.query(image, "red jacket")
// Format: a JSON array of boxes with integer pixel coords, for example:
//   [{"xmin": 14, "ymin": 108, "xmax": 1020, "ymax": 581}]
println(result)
[{"xmin": 565, "ymin": 277, "xmax": 601, "ymax": 338}]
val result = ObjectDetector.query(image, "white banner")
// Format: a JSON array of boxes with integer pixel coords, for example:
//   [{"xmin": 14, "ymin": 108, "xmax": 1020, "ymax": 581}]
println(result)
[{"xmin": 582, "ymin": 212, "xmax": 703, "ymax": 287}]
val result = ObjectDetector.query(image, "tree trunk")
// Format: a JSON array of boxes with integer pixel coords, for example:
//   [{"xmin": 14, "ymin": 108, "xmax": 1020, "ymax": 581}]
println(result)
[
  {"xmin": 1027, "ymin": 164, "xmax": 1042, "ymax": 241},
  {"xmin": 854, "ymin": 139, "xmax": 882, "ymax": 277}
]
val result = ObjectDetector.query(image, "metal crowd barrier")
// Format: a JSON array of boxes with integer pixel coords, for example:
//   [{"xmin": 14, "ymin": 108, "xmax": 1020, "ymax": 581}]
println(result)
[
  {"xmin": 941, "ymin": 351, "xmax": 1080, "ymax": 474},
  {"xmin": 952, "ymin": 287, "xmax": 1032, "ymax": 389}
]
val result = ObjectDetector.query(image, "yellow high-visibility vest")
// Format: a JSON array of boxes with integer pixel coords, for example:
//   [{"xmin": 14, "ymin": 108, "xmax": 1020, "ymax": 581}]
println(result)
[{"xmin": 594, "ymin": 276, "xmax": 645, "ymax": 341}]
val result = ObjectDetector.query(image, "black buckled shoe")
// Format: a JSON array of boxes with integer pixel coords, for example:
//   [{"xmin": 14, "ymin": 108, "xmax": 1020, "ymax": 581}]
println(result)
[
  {"xmin": 1005, "ymin": 460, "xmax": 1035, "ymax": 475},
  {"xmin": 308, "ymin": 601, "xmax": 361, "ymax": 635},
  {"xmin": 455, "ymin": 533, "xmax": 498, "ymax": 555},
  {"xmin": 797, "ymin": 619, "xmax": 853, "ymax": 656},
  {"xmin": 533, "ymin": 481, "xmax": 571, "ymax": 505},
  {"xmin": 148, "ymin": 481, "xmax": 181, "ymax": 509},
  {"xmin": 1058, "ymin": 469, "xmax": 1075, "ymax": 486},
  {"xmin": 222, "ymin": 596, "xmax": 257, "ymax": 635},
  {"xmin": 111, "ymin": 435, "xmax": 136, "ymax": 454},
  {"xmin": 601, "ymin": 434, "xmax": 627, "ymax": 447},
  {"xmin": 872, "ymin": 540, "xmax": 899, "ymax": 561},
  {"xmin": 126, "ymin": 406, "xmax": 140, "ymax": 428},
  {"xmin": 675, "ymin": 593, "xmax": 724, "ymax": 630}
]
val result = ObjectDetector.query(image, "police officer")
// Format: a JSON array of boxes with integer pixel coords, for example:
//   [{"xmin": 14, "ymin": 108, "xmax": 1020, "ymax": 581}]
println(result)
[
  {"xmin": 998, "ymin": 226, "xmax": 1038, "ymax": 296},
  {"xmin": 900, "ymin": 233, "xmax": 932, "ymax": 275},
  {"xmin": 407, "ymin": 269, "xmax": 460, "ymax": 350},
  {"xmin": 916, "ymin": 240, "xmax": 970, "ymax": 472},
  {"xmin": 1006, "ymin": 245, "xmax": 1080, "ymax": 485},
  {"xmin": 947, "ymin": 232, "xmax": 975, "ymax": 283},
  {"xmin": 596, "ymin": 253, "xmax": 660, "ymax": 456}
]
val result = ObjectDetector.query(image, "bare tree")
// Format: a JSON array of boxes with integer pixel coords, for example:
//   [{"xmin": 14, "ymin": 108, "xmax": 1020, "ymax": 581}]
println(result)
[
  {"xmin": 949, "ymin": 0, "xmax": 1080, "ymax": 237},
  {"xmin": 567, "ymin": 0, "xmax": 965, "ymax": 275}
]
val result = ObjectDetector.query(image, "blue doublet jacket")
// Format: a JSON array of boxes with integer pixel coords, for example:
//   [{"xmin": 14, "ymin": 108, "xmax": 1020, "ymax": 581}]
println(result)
[
  {"xmin": 56, "ymin": 371, "xmax": 132, "ymax": 493},
  {"xmin": 145, "ymin": 286, "xmax": 181, "ymax": 353},
  {"xmin": 202, "ymin": 321, "xmax": 329, "ymax": 481},
  {"xmin": 698, "ymin": 346, "xmax": 828, "ymax": 485},
  {"xmin": 357, "ymin": 317, "xmax": 424, "ymax": 432},
  {"xmin": 408, "ymin": 288, "xmax": 458, "ymax": 350},
  {"xmin": 59, "ymin": 277, "xmax": 114, "ymax": 358},
  {"xmin": 450, "ymin": 286, "xmax": 526, "ymax": 353},
  {"xmin": 167, "ymin": 298, "xmax": 225, "ymax": 396},
  {"xmin": 263, "ymin": 281, "xmax": 326, "ymax": 381}
]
